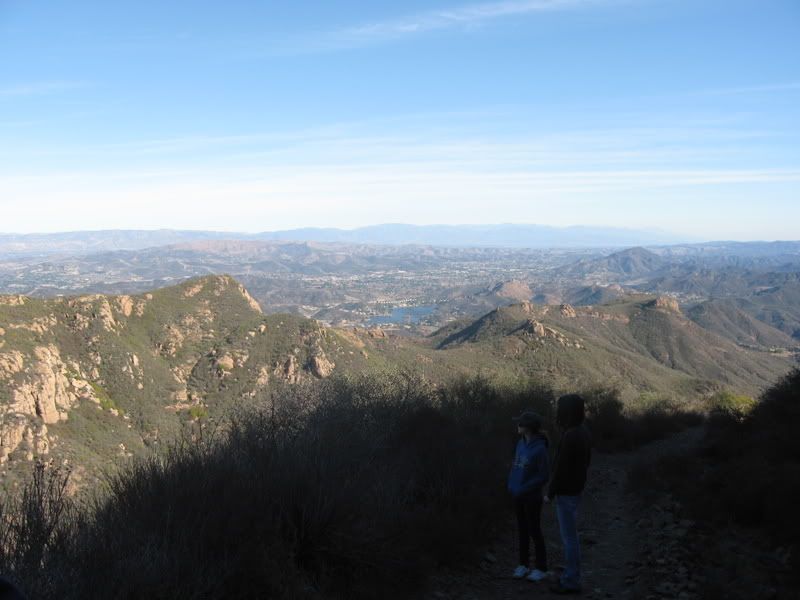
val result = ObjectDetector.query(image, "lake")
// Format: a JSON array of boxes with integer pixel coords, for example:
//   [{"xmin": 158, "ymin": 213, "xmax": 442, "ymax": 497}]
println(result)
[{"xmin": 367, "ymin": 305, "xmax": 437, "ymax": 325}]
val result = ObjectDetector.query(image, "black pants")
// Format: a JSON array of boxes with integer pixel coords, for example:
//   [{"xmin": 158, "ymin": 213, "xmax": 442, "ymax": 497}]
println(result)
[{"xmin": 515, "ymin": 493, "xmax": 547, "ymax": 571}]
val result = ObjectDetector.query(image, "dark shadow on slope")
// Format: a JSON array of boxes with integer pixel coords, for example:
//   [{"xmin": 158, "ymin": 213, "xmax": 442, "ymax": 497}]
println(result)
[
  {"xmin": 582, "ymin": 387, "xmax": 703, "ymax": 452},
  {"xmin": 629, "ymin": 369, "xmax": 800, "ymax": 599},
  {"xmin": 0, "ymin": 373, "xmax": 717, "ymax": 600}
]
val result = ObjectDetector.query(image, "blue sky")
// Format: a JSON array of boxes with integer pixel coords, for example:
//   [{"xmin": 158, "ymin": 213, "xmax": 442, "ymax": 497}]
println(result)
[{"xmin": 1, "ymin": 0, "xmax": 799, "ymax": 240}]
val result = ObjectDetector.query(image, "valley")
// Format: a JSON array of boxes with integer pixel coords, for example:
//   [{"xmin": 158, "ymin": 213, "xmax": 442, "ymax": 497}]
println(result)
[
  {"xmin": 0, "ymin": 263, "xmax": 796, "ymax": 490},
  {"xmin": 3, "ymin": 237, "xmax": 800, "ymax": 343},
  {"xmin": 1, "ymin": 232, "xmax": 799, "ymax": 493}
]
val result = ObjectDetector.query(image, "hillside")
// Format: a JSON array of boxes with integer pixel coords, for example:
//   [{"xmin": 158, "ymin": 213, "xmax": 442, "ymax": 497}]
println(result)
[
  {"xmin": 431, "ymin": 297, "xmax": 793, "ymax": 396},
  {"xmin": 0, "ymin": 276, "xmax": 369, "ymax": 486},
  {"xmin": 1, "ymin": 278, "xmax": 795, "ymax": 489},
  {"xmin": 738, "ymin": 280, "xmax": 800, "ymax": 340},
  {"xmin": 688, "ymin": 298, "xmax": 797, "ymax": 349},
  {"xmin": 643, "ymin": 272, "xmax": 800, "ymax": 339},
  {"xmin": 564, "ymin": 283, "xmax": 627, "ymax": 306},
  {"xmin": 559, "ymin": 247, "xmax": 668, "ymax": 282}
]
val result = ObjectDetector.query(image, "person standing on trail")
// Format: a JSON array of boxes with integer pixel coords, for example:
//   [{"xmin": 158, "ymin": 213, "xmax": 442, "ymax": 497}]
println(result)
[
  {"xmin": 545, "ymin": 393, "xmax": 592, "ymax": 595},
  {"xmin": 508, "ymin": 411, "xmax": 550, "ymax": 582}
]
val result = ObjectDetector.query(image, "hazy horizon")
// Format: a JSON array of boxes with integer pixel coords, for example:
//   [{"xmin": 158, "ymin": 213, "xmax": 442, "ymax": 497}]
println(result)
[
  {"xmin": 2, "ymin": 222, "xmax": 799, "ymax": 244},
  {"xmin": 2, "ymin": 1, "xmax": 799, "ymax": 239}
]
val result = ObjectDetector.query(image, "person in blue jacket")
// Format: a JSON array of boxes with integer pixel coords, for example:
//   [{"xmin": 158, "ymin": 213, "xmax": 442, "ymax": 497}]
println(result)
[{"xmin": 508, "ymin": 410, "xmax": 550, "ymax": 582}]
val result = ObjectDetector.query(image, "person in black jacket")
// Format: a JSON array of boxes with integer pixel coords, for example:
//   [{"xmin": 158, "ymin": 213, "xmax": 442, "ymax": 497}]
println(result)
[{"xmin": 544, "ymin": 394, "xmax": 591, "ymax": 594}]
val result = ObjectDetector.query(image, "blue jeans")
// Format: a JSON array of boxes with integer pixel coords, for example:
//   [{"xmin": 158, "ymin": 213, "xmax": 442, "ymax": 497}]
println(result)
[{"xmin": 556, "ymin": 495, "xmax": 581, "ymax": 590}]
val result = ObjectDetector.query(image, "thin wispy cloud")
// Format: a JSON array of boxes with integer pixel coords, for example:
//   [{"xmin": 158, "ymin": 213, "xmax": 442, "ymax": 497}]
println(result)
[
  {"xmin": 271, "ymin": 0, "xmax": 624, "ymax": 54},
  {"xmin": 690, "ymin": 82, "xmax": 800, "ymax": 97},
  {"xmin": 344, "ymin": 0, "xmax": 591, "ymax": 37},
  {"xmin": 0, "ymin": 81, "xmax": 86, "ymax": 98},
  {"xmin": 1, "ymin": 115, "xmax": 783, "ymax": 171}
]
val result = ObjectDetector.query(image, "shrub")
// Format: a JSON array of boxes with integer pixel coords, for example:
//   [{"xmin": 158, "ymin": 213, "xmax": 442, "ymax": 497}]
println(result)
[
  {"xmin": 187, "ymin": 405, "xmax": 208, "ymax": 420},
  {"xmin": 0, "ymin": 372, "xmax": 555, "ymax": 600},
  {"xmin": 707, "ymin": 390, "xmax": 756, "ymax": 420},
  {"xmin": 0, "ymin": 463, "xmax": 73, "ymax": 597},
  {"xmin": 629, "ymin": 368, "xmax": 800, "ymax": 597},
  {"xmin": 584, "ymin": 387, "xmax": 701, "ymax": 451},
  {"xmin": 0, "ymin": 371, "xmax": 717, "ymax": 599}
]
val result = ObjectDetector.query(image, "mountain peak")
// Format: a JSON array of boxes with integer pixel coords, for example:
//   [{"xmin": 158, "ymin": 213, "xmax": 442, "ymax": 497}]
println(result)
[
  {"xmin": 490, "ymin": 280, "xmax": 533, "ymax": 302},
  {"xmin": 174, "ymin": 275, "xmax": 262, "ymax": 313}
]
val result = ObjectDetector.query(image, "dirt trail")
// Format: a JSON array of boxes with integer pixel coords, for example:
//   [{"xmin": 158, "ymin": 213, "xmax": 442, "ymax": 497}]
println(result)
[{"xmin": 421, "ymin": 428, "xmax": 705, "ymax": 600}]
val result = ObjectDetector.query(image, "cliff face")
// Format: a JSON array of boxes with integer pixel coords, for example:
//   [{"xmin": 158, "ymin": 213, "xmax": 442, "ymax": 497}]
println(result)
[{"xmin": 0, "ymin": 276, "xmax": 351, "ymax": 478}]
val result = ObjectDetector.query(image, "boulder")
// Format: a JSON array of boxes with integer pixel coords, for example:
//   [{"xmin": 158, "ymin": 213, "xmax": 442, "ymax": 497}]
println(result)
[
  {"xmin": 309, "ymin": 354, "xmax": 335, "ymax": 378},
  {"xmin": 560, "ymin": 303, "xmax": 577, "ymax": 318},
  {"xmin": 651, "ymin": 296, "xmax": 681, "ymax": 314},
  {"xmin": 215, "ymin": 354, "xmax": 235, "ymax": 371}
]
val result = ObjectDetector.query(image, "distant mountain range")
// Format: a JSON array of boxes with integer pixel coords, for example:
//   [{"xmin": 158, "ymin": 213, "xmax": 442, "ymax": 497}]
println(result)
[
  {"xmin": 255, "ymin": 224, "xmax": 689, "ymax": 248},
  {"xmin": 0, "ymin": 224, "xmax": 693, "ymax": 255}
]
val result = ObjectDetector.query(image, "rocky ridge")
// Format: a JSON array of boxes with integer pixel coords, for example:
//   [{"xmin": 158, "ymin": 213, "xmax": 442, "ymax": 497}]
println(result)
[{"xmin": 0, "ymin": 276, "xmax": 349, "ymax": 478}]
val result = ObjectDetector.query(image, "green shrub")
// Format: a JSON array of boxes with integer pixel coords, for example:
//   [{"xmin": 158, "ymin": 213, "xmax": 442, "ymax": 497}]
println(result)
[
  {"xmin": 89, "ymin": 382, "xmax": 123, "ymax": 414},
  {"xmin": 708, "ymin": 390, "xmax": 756, "ymax": 420},
  {"xmin": 187, "ymin": 405, "xmax": 208, "ymax": 420}
]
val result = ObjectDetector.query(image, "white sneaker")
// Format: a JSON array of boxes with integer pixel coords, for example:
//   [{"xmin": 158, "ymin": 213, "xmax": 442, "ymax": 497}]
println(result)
[
  {"xmin": 527, "ymin": 569, "xmax": 548, "ymax": 582},
  {"xmin": 512, "ymin": 565, "xmax": 530, "ymax": 579}
]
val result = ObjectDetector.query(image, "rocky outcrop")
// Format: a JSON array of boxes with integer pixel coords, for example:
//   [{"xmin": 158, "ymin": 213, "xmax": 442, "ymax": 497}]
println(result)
[
  {"xmin": 580, "ymin": 309, "xmax": 631, "ymax": 323},
  {"xmin": 157, "ymin": 324, "xmax": 185, "ymax": 356},
  {"xmin": 255, "ymin": 366, "xmax": 271, "ymax": 387},
  {"xmin": 0, "ymin": 345, "xmax": 80, "ymax": 462},
  {"xmin": 651, "ymin": 296, "xmax": 681, "ymax": 314},
  {"xmin": 237, "ymin": 284, "xmax": 263, "ymax": 313},
  {"xmin": 71, "ymin": 378, "xmax": 100, "ymax": 404},
  {"xmin": 309, "ymin": 354, "xmax": 335, "ymax": 378},
  {"xmin": 0, "ymin": 415, "xmax": 28, "ymax": 463},
  {"xmin": 183, "ymin": 281, "xmax": 205, "ymax": 297},
  {"xmin": 519, "ymin": 301, "xmax": 536, "ymax": 315},
  {"xmin": 522, "ymin": 320, "xmax": 581, "ymax": 348},
  {"xmin": 0, "ymin": 278, "xmax": 353, "ymax": 472},
  {"xmin": 96, "ymin": 297, "xmax": 117, "ymax": 330},
  {"xmin": 116, "ymin": 295, "xmax": 134, "ymax": 317},
  {"xmin": 0, "ymin": 351, "xmax": 25, "ymax": 379},
  {"xmin": 205, "ymin": 276, "xmax": 262, "ymax": 312},
  {"xmin": 527, "ymin": 320, "xmax": 547, "ymax": 338},
  {"xmin": 0, "ymin": 295, "xmax": 26, "ymax": 306},
  {"xmin": 215, "ymin": 353, "xmax": 235, "ymax": 372},
  {"xmin": 560, "ymin": 303, "xmax": 577, "ymax": 318},
  {"xmin": 7, "ymin": 315, "xmax": 57, "ymax": 334},
  {"xmin": 68, "ymin": 296, "xmax": 117, "ymax": 331},
  {"xmin": 10, "ymin": 345, "xmax": 77, "ymax": 425},
  {"xmin": 274, "ymin": 355, "xmax": 301, "ymax": 384}
]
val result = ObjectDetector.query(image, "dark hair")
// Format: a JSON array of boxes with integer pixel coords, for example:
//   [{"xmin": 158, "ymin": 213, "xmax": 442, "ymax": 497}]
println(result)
[
  {"xmin": 514, "ymin": 411, "xmax": 549, "ymax": 446},
  {"xmin": 0, "ymin": 577, "xmax": 26, "ymax": 600},
  {"xmin": 556, "ymin": 394, "xmax": 585, "ymax": 429}
]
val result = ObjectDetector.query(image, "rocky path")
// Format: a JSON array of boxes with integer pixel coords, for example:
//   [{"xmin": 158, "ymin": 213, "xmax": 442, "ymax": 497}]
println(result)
[{"xmin": 420, "ymin": 428, "xmax": 705, "ymax": 600}]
